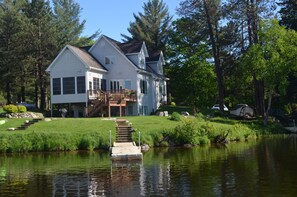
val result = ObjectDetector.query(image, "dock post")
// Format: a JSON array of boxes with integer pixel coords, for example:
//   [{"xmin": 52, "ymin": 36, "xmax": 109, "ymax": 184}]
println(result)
[
  {"xmin": 138, "ymin": 131, "xmax": 141, "ymax": 149},
  {"xmin": 109, "ymin": 130, "xmax": 112, "ymax": 148}
]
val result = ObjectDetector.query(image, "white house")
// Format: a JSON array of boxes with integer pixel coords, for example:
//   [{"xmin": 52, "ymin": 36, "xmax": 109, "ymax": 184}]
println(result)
[{"xmin": 46, "ymin": 35, "xmax": 168, "ymax": 117}]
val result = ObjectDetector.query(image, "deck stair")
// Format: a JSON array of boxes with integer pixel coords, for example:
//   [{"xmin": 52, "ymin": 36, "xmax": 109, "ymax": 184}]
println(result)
[
  {"xmin": 116, "ymin": 125, "xmax": 134, "ymax": 142},
  {"xmin": 115, "ymin": 119, "xmax": 134, "ymax": 142},
  {"xmin": 15, "ymin": 118, "xmax": 42, "ymax": 130}
]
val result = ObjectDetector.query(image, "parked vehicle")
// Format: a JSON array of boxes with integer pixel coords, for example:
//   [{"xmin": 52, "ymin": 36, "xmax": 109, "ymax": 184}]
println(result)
[
  {"xmin": 211, "ymin": 104, "xmax": 229, "ymax": 111},
  {"xmin": 230, "ymin": 104, "xmax": 254, "ymax": 117},
  {"xmin": 16, "ymin": 102, "xmax": 36, "ymax": 110}
]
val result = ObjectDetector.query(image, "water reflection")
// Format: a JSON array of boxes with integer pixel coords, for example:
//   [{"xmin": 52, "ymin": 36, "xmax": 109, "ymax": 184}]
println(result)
[{"xmin": 1, "ymin": 136, "xmax": 297, "ymax": 196}]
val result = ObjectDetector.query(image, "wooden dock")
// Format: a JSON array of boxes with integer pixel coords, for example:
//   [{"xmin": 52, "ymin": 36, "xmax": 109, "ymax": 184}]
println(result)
[
  {"xmin": 110, "ymin": 119, "xmax": 143, "ymax": 161},
  {"xmin": 110, "ymin": 142, "xmax": 143, "ymax": 161}
]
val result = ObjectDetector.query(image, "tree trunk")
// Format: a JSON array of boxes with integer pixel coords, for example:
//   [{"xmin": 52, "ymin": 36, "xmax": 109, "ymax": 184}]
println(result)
[
  {"xmin": 202, "ymin": 0, "xmax": 225, "ymax": 114},
  {"xmin": 253, "ymin": 76, "xmax": 265, "ymax": 116},
  {"xmin": 34, "ymin": 64, "xmax": 39, "ymax": 109},
  {"xmin": 6, "ymin": 82, "xmax": 11, "ymax": 104},
  {"xmin": 264, "ymin": 89, "xmax": 273, "ymax": 125},
  {"xmin": 38, "ymin": 62, "xmax": 45, "ymax": 111}
]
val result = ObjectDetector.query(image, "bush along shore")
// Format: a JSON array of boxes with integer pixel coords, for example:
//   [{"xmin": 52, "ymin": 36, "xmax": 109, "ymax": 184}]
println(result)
[
  {"xmin": 129, "ymin": 114, "xmax": 285, "ymax": 148},
  {"xmin": 0, "ymin": 113, "xmax": 285, "ymax": 153}
]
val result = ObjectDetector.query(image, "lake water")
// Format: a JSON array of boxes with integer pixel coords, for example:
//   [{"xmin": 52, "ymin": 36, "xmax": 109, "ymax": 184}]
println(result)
[{"xmin": 1, "ymin": 136, "xmax": 297, "ymax": 197}]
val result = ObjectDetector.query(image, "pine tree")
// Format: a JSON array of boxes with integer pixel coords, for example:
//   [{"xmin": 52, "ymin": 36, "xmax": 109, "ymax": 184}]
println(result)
[
  {"xmin": 52, "ymin": 0, "xmax": 99, "ymax": 48},
  {"xmin": 23, "ymin": 0, "xmax": 58, "ymax": 110},
  {"xmin": 122, "ymin": 0, "xmax": 173, "ymax": 53},
  {"xmin": 0, "ymin": 0, "xmax": 25, "ymax": 103},
  {"xmin": 278, "ymin": 0, "xmax": 297, "ymax": 30}
]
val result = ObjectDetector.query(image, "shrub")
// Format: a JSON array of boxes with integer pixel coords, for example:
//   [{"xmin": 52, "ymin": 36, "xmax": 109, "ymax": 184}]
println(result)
[
  {"xmin": 195, "ymin": 112, "xmax": 205, "ymax": 120},
  {"xmin": 169, "ymin": 112, "xmax": 182, "ymax": 121},
  {"xmin": 170, "ymin": 102, "xmax": 176, "ymax": 106},
  {"xmin": 17, "ymin": 105, "xmax": 27, "ymax": 113},
  {"xmin": 3, "ymin": 104, "xmax": 18, "ymax": 113}
]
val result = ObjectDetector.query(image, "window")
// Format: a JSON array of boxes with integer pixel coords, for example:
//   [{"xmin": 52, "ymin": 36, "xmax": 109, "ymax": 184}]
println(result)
[
  {"xmin": 139, "ymin": 54, "xmax": 145, "ymax": 68},
  {"xmin": 105, "ymin": 56, "xmax": 114, "ymax": 65},
  {"xmin": 53, "ymin": 78, "xmax": 61, "ymax": 95},
  {"xmin": 63, "ymin": 77, "xmax": 75, "ymax": 94},
  {"xmin": 140, "ymin": 80, "xmax": 147, "ymax": 94},
  {"xmin": 139, "ymin": 106, "xmax": 148, "ymax": 116},
  {"xmin": 89, "ymin": 81, "xmax": 92, "ymax": 95},
  {"xmin": 110, "ymin": 80, "xmax": 120, "ymax": 93},
  {"xmin": 93, "ymin": 77, "xmax": 100, "ymax": 90},
  {"xmin": 101, "ymin": 79, "xmax": 107, "ymax": 91},
  {"xmin": 77, "ymin": 76, "xmax": 85, "ymax": 93}
]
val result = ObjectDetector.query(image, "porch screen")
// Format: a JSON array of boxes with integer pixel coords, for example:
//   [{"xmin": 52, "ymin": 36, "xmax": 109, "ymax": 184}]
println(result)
[
  {"xmin": 63, "ymin": 77, "xmax": 75, "ymax": 94},
  {"xmin": 53, "ymin": 78, "xmax": 61, "ymax": 95},
  {"xmin": 77, "ymin": 76, "xmax": 85, "ymax": 93}
]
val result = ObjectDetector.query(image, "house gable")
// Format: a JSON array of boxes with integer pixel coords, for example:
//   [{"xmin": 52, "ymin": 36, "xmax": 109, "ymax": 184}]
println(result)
[
  {"xmin": 46, "ymin": 45, "xmax": 107, "ymax": 75},
  {"xmin": 89, "ymin": 35, "xmax": 140, "ymax": 71},
  {"xmin": 146, "ymin": 51, "xmax": 165, "ymax": 75},
  {"xmin": 46, "ymin": 46, "xmax": 87, "ymax": 77}
]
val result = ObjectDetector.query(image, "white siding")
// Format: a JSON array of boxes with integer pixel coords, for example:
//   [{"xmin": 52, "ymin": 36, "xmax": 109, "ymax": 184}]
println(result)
[
  {"xmin": 50, "ymin": 49, "xmax": 87, "ymax": 104},
  {"xmin": 90, "ymin": 38, "xmax": 138, "ymax": 91}
]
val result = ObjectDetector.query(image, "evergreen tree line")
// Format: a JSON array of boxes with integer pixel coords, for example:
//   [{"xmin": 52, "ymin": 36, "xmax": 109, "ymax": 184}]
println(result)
[
  {"xmin": 0, "ymin": 0, "xmax": 98, "ymax": 110},
  {"xmin": 125, "ymin": 0, "xmax": 297, "ymax": 120}
]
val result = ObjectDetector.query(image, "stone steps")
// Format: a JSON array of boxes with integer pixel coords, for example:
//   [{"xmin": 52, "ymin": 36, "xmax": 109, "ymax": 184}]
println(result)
[
  {"xmin": 115, "ymin": 123, "xmax": 134, "ymax": 143},
  {"xmin": 15, "ymin": 118, "xmax": 42, "ymax": 131}
]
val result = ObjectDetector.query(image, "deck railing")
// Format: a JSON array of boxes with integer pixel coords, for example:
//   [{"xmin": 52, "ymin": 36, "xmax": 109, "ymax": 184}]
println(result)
[{"xmin": 87, "ymin": 89, "xmax": 137, "ymax": 102}]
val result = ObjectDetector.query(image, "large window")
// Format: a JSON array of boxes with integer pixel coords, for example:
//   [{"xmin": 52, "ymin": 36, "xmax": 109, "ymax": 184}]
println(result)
[
  {"xmin": 140, "ymin": 80, "xmax": 147, "ymax": 94},
  {"xmin": 110, "ymin": 80, "xmax": 120, "ymax": 92},
  {"xmin": 63, "ymin": 77, "xmax": 75, "ymax": 94},
  {"xmin": 93, "ymin": 77, "xmax": 100, "ymax": 90},
  {"xmin": 77, "ymin": 76, "xmax": 85, "ymax": 93},
  {"xmin": 53, "ymin": 78, "xmax": 61, "ymax": 95}
]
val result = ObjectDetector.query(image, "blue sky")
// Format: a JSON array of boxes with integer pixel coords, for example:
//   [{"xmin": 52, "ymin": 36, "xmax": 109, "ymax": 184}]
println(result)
[{"xmin": 76, "ymin": 0, "xmax": 180, "ymax": 41}]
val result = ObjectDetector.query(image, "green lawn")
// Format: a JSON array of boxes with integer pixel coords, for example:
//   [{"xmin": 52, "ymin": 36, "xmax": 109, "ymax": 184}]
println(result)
[{"xmin": 0, "ymin": 113, "xmax": 284, "ymax": 153}]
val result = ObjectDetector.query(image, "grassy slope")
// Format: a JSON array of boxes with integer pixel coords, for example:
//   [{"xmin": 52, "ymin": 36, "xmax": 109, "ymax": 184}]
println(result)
[{"xmin": 0, "ymin": 114, "xmax": 284, "ymax": 152}]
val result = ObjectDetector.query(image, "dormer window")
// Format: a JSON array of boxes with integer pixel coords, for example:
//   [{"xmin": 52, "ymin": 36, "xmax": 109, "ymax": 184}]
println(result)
[
  {"xmin": 105, "ymin": 56, "xmax": 114, "ymax": 65},
  {"xmin": 139, "ymin": 54, "xmax": 146, "ymax": 69}
]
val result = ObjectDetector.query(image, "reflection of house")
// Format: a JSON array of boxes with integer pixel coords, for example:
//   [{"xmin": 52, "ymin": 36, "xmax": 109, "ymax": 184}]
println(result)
[{"xmin": 46, "ymin": 35, "xmax": 168, "ymax": 117}]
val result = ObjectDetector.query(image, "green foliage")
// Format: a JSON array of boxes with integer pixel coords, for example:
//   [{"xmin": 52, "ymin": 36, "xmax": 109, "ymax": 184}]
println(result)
[
  {"xmin": 195, "ymin": 112, "xmax": 205, "ymax": 120},
  {"xmin": 278, "ymin": 0, "xmax": 297, "ymax": 31},
  {"xmin": 157, "ymin": 105, "xmax": 193, "ymax": 115},
  {"xmin": 122, "ymin": 0, "xmax": 173, "ymax": 52},
  {"xmin": 17, "ymin": 105, "xmax": 27, "ymax": 113},
  {"xmin": 3, "ymin": 104, "xmax": 18, "ymax": 113},
  {"xmin": 52, "ymin": 0, "xmax": 99, "ymax": 48},
  {"xmin": 284, "ymin": 103, "xmax": 297, "ymax": 115},
  {"xmin": 166, "ymin": 17, "xmax": 217, "ymax": 109},
  {"xmin": 169, "ymin": 112, "xmax": 182, "ymax": 121},
  {"xmin": 170, "ymin": 102, "xmax": 176, "ymax": 106},
  {"xmin": 168, "ymin": 119, "xmax": 211, "ymax": 145}
]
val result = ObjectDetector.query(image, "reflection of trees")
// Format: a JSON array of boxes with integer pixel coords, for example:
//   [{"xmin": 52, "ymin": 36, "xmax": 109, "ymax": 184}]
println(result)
[
  {"xmin": 1, "ymin": 138, "xmax": 297, "ymax": 196},
  {"xmin": 142, "ymin": 141, "xmax": 260, "ymax": 196}
]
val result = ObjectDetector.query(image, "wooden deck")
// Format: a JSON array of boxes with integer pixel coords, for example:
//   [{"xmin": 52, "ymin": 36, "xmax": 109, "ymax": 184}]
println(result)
[{"xmin": 110, "ymin": 142, "xmax": 143, "ymax": 161}]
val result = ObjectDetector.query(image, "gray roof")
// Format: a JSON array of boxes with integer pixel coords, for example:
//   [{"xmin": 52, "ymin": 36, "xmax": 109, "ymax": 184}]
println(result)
[
  {"xmin": 146, "ymin": 51, "xmax": 161, "ymax": 62},
  {"xmin": 103, "ymin": 35, "xmax": 143, "ymax": 54},
  {"xmin": 68, "ymin": 45, "xmax": 107, "ymax": 71}
]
